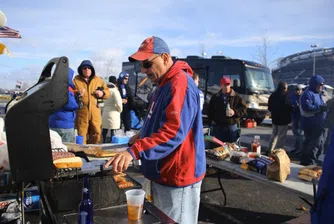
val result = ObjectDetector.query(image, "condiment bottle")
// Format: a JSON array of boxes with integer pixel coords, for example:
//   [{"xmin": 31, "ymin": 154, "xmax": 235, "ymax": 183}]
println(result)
[{"xmin": 251, "ymin": 135, "xmax": 261, "ymax": 154}]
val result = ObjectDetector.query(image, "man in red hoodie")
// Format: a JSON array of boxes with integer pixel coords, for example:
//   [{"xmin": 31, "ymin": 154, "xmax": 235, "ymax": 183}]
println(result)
[{"xmin": 105, "ymin": 36, "xmax": 206, "ymax": 224}]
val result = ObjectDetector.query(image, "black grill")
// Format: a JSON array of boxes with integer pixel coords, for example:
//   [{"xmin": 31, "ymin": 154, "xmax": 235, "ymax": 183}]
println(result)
[{"xmin": 5, "ymin": 57, "xmax": 69, "ymax": 182}]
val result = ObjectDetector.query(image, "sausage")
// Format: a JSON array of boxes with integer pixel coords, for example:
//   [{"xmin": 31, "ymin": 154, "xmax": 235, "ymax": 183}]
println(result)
[
  {"xmin": 52, "ymin": 151, "xmax": 75, "ymax": 161},
  {"xmin": 113, "ymin": 176, "xmax": 126, "ymax": 183},
  {"xmin": 114, "ymin": 173, "xmax": 126, "ymax": 177},
  {"xmin": 117, "ymin": 181, "xmax": 134, "ymax": 189}
]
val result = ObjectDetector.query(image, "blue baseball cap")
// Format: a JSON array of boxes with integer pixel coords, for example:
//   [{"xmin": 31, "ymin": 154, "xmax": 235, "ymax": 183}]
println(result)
[{"xmin": 129, "ymin": 36, "xmax": 170, "ymax": 62}]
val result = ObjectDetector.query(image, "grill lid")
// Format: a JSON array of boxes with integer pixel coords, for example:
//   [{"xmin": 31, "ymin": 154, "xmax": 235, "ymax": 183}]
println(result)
[{"xmin": 5, "ymin": 57, "xmax": 69, "ymax": 182}]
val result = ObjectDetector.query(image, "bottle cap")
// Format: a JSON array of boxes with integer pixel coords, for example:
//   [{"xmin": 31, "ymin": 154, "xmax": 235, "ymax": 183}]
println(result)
[{"xmin": 254, "ymin": 135, "xmax": 260, "ymax": 140}]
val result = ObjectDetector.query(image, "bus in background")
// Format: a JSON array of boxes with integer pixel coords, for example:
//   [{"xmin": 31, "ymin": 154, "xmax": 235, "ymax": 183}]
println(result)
[{"xmin": 122, "ymin": 55, "xmax": 275, "ymax": 124}]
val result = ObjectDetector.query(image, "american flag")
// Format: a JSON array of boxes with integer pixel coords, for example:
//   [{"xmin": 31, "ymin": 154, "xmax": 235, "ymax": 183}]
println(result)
[
  {"xmin": 0, "ymin": 26, "xmax": 21, "ymax": 39},
  {"xmin": 15, "ymin": 81, "xmax": 23, "ymax": 90}
]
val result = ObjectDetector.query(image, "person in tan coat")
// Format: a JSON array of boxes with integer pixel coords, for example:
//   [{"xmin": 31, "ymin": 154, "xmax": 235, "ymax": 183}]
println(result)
[
  {"xmin": 73, "ymin": 60, "xmax": 110, "ymax": 144},
  {"xmin": 102, "ymin": 76, "xmax": 123, "ymax": 143}
]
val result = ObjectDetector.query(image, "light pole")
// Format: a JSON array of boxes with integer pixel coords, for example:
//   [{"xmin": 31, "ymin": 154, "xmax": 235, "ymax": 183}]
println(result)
[{"xmin": 311, "ymin": 44, "xmax": 318, "ymax": 76}]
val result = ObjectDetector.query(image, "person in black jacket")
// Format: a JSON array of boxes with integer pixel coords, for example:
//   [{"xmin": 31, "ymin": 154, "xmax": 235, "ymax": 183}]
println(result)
[
  {"xmin": 117, "ymin": 72, "xmax": 134, "ymax": 133},
  {"xmin": 267, "ymin": 81, "xmax": 293, "ymax": 153},
  {"xmin": 208, "ymin": 76, "xmax": 247, "ymax": 142}
]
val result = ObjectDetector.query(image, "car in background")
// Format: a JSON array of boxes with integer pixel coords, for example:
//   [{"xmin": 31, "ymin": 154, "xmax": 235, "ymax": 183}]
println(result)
[{"xmin": 287, "ymin": 83, "xmax": 333, "ymax": 102}]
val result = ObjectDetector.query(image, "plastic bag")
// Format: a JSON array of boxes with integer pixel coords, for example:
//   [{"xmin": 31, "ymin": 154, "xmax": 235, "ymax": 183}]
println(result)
[
  {"xmin": 130, "ymin": 110, "xmax": 143, "ymax": 130},
  {"xmin": 0, "ymin": 141, "xmax": 9, "ymax": 170},
  {"xmin": 114, "ymin": 129, "xmax": 125, "ymax": 137},
  {"xmin": 0, "ymin": 198, "xmax": 20, "ymax": 223},
  {"xmin": 266, "ymin": 149, "xmax": 290, "ymax": 182},
  {"xmin": 0, "ymin": 117, "xmax": 5, "ymax": 142},
  {"xmin": 49, "ymin": 129, "xmax": 67, "ymax": 151},
  {"xmin": 125, "ymin": 131, "xmax": 136, "ymax": 138}
]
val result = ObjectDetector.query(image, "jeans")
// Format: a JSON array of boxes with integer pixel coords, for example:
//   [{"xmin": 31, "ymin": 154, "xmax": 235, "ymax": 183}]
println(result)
[
  {"xmin": 301, "ymin": 128, "xmax": 327, "ymax": 166},
  {"xmin": 152, "ymin": 181, "xmax": 202, "ymax": 224},
  {"xmin": 292, "ymin": 119, "xmax": 304, "ymax": 152},
  {"xmin": 268, "ymin": 124, "xmax": 289, "ymax": 152},
  {"xmin": 213, "ymin": 123, "xmax": 239, "ymax": 143},
  {"xmin": 50, "ymin": 128, "xmax": 74, "ymax": 143}
]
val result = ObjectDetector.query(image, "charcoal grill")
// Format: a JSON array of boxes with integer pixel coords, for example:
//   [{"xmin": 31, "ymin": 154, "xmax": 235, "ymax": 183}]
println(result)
[{"xmin": 3, "ymin": 57, "xmax": 69, "ymax": 223}]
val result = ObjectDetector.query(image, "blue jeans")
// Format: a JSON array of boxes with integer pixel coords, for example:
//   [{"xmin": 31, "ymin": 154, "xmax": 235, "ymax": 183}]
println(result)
[
  {"xmin": 301, "ymin": 128, "xmax": 327, "ymax": 165},
  {"xmin": 50, "ymin": 128, "xmax": 74, "ymax": 143},
  {"xmin": 292, "ymin": 119, "xmax": 304, "ymax": 152},
  {"xmin": 213, "ymin": 123, "xmax": 239, "ymax": 143},
  {"xmin": 152, "ymin": 181, "xmax": 202, "ymax": 224}
]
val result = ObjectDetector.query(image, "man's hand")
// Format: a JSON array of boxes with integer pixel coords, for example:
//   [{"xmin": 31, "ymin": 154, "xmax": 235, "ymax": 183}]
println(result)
[
  {"xmin": 104, "ymin": 151, "xmax": 133, "ymax": 173},
  {"xmin": 95, "ymin": 90, "xmax": 104, "ymax": 98},
  {"xmin": 227, "ymin": 109, "xmax": 235, "ymax": 117},
  {"xmin": 129, "ymin": 132, "xmax": 140, "ymax": 145},
  {"xmin": 122, "ymin": 99, "xmax": 128, "ymax": 104}
]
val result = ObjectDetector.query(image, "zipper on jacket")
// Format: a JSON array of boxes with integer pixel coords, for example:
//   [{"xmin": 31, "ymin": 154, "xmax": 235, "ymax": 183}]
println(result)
[{"xmin": 86, "ymin": 81, "xmax": 91, "ymax": 121}]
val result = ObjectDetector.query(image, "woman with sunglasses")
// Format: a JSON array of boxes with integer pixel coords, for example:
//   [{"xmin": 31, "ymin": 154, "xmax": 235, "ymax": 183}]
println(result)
[{"xmin": 117, "ymin": 72, "xmax": 134, "ymax": 133}]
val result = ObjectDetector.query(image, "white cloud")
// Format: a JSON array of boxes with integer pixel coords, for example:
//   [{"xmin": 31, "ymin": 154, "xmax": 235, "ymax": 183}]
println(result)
[
  {"xmin": 0, "ymin": 0, "xmax": 333, "ymax": 89},
  {"xmin": 170, "ymin": 48, "xmax": 183, "ymax": 57}
]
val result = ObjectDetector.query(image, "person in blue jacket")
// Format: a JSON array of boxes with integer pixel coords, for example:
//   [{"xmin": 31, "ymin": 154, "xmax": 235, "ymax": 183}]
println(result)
[
  {"xmin": 49, "ymin": 68, "xmax": 79, "ymax": 142},
  {"xmin": 299, "ymin": 75, "xmax": 327, "ymax": 166},
  {"xmin": 311, "ymin": 122, "xmax": 334, "ymax": 223}
]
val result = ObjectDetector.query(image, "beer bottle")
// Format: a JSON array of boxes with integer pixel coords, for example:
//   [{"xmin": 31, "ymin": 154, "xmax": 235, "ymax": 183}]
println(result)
[{"xmin": 78, "ymin": 177, "xmax": 93, "ymax": 224}]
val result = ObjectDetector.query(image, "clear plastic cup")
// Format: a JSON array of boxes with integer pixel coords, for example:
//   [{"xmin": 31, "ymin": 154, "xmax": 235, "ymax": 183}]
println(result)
[{"xmin": 125, "ymin": 189, "xmax": 145, "ymax": 220}]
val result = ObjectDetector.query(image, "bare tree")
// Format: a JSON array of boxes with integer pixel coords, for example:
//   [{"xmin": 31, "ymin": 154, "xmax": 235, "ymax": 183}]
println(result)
[
  {"xmin": 253, "ymin": 32, "xmax": 279, "ymax": 68},
  {"xmin": 105, "ymin": 58, "xmax": 114, "ymax": 78},
  {"xmin": 200, "ymin": 44, "xmax": 207, "ymax": 58}
]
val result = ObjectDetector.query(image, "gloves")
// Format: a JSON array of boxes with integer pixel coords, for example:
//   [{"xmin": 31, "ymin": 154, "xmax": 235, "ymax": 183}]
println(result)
[{"xmin": 320, "ymin": 105, "xmax": 328, "ymax": 112}]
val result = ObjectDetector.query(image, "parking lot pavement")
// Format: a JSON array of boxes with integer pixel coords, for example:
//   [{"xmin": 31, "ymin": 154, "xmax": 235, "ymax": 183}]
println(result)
[
  {"xmin": 197, "ymin": 124, "xmax": 317, "ymax": 224},
  {"xmin": 198, "ymin": 171, "xmax": 311, "ymax": 224}
]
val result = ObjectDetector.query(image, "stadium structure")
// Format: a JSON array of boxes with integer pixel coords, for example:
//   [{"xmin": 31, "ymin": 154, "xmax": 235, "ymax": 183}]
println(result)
[{"xmin": 272, "ymin": 47, "xmax": 334, "ymax": 87}]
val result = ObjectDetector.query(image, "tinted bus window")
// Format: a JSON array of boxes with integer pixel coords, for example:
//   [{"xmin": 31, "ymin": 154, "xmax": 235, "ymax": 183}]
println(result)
[{"xmin": 207, "ymin": 60, "xmax": 242, "ymax": 87}]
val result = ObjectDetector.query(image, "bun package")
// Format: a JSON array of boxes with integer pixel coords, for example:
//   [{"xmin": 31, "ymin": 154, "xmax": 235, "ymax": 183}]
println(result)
[{"xmin": 298, "ymin": 165, "xmax": 322, "ymax": 182}]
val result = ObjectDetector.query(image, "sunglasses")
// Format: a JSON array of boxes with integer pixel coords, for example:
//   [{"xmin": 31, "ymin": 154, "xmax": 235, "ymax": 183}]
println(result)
[
  {"xmin": 82, "ymin": 66, "xmax": 91, "ymax": 70},
  {"xmin": 124, "ymin": 77, "xmax": 129, "ymax": 80},
  {"xmin": 141, "ymin": 54, "xmax": 161, "ymax": 69}
]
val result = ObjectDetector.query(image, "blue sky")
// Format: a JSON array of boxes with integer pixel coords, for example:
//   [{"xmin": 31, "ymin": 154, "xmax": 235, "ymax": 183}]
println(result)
[{"xmin": 0, "ymin": 0, "xmax": 333, "ymax": 89}]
